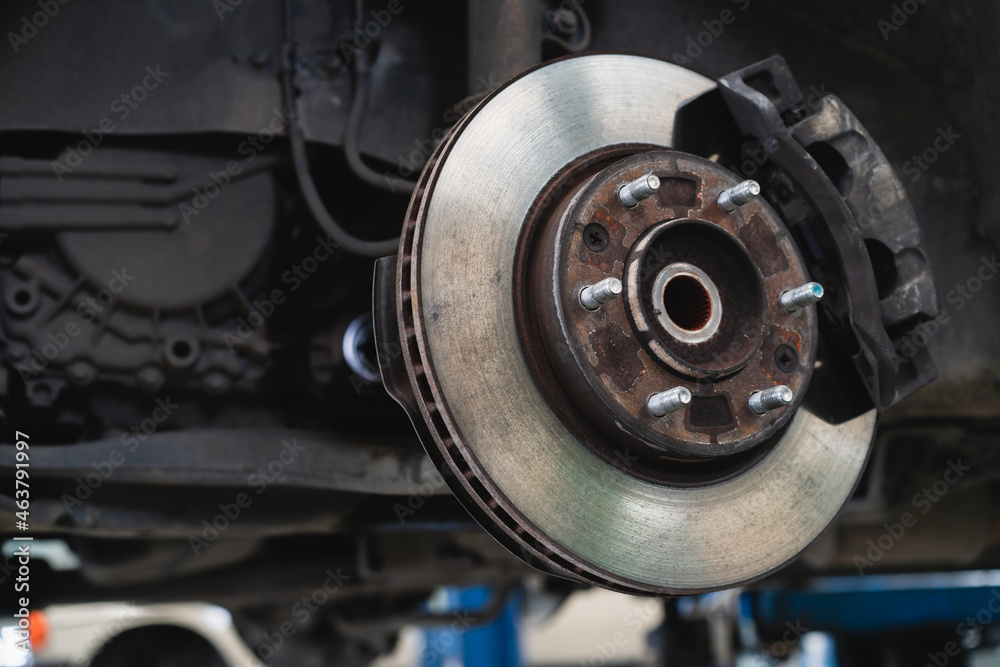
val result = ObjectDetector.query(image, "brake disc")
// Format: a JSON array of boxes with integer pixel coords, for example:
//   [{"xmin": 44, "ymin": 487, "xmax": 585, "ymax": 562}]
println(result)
[{"xmin": 377, "ymin": 54, "xmax": 883, "ymax": 595}]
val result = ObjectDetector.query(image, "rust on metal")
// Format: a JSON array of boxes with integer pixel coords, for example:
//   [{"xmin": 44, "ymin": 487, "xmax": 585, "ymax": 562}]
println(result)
[{"xmin": 518, "ymin": 150, "xmax": 818, "ymax": 460}]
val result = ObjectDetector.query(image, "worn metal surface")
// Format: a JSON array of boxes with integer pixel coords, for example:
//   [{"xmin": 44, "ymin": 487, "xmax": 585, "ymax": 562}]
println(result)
[
  {"xmin": 396, "ymin": 54, "xmax": 877, "ymax": 594},
  {"xmin": 522, "ymin": 149, "xmax": 817, "ymax": 459}
]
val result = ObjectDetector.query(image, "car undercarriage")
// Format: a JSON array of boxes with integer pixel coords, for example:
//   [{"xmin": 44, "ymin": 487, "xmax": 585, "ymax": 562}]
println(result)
[{"xmin": 1, "ymin": 0, "xmax": 999, "ymax": 664}]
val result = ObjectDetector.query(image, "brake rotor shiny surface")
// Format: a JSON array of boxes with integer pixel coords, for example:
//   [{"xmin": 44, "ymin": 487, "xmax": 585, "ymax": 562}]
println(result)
[{"xmin": 396, "ymin": 54, "xmax": 876, "ymax": 595}]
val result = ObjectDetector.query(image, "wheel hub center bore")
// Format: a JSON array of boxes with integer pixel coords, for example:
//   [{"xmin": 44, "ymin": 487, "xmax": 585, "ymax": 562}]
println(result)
[
  {"xmin": 516, "ymin": 148, "xmax": 820, "ymax": 466},
  {"xmin": 624, "ymin": 217, "xmax": 768, "ymax": 377},
  {"xmin": 656, "ymin": 264, "xmax": 718, "ymax": 337}
]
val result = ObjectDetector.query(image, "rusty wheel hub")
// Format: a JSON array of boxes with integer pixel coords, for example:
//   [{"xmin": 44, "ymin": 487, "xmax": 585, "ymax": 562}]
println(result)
[{"xmin": 519, "ymin": 150, "xmax": 817, "ymax": 463}]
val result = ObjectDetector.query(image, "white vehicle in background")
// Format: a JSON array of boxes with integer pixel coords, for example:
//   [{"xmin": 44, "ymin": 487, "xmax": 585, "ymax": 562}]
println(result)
[
  {"xmin": 1, "ymin": 603, "xmax": 262, "ymax": 667},
  {"xmin": 0, "ymin": 624, "xmax": 32, "ymax": 667}
]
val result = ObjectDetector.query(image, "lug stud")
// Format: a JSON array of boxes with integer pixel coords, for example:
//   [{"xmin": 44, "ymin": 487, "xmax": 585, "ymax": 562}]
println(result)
[
  {"xmin": 718, "ymin": 180, "xmax": 761, "ymax": 212},
  {"xmin": 749, "ymin": 385, "xmax": 794, "ymax": 415},
  {"xmin": 580, "ymin": 277, "xmax": 622, "ymax": 311},
  {"xmin": 618, "ymin": 174, "xmax": 661, "ymax": 207},
  {"xmin": 647, "ymin": 387, "xmax": 692, "ymax": 417},
  {"xmin": 780, "ymin": 282, "xmax": 824, "ymax": 312}
]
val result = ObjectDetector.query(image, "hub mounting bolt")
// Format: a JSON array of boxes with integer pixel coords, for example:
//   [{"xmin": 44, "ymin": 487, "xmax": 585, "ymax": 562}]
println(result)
[
  {"xmin": 718, "ymin": 180, "xmax": 761, "ymax": 212},
  {"xmin": 647, "ymin": 387, "xmax": 692, "ymax": 417},
  {"xmin": 580, "ymin": 277, "xmax": 622, "ymax": 311},
  {"xmin": 780, "ymin": 282, "xmax": 824, "ymax": 312},
  {"xmin": 749, "ymin": 385, "xmax": 794, "ymax": 415},
  {"xmin": 618, "ymin": 174, "xmax": 661, "ymax": 208}
]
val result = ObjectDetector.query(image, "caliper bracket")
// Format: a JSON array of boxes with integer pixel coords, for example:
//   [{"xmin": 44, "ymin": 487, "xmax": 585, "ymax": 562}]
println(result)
[{"xmin": 716, "ymin": 56, "xmax": 937, "ymax": 410}]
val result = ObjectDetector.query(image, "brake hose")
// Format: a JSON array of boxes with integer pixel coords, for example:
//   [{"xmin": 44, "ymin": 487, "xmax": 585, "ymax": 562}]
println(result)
[{"xmin": 280, "ymin": 0, "xmax": 402, "ymax": 257}]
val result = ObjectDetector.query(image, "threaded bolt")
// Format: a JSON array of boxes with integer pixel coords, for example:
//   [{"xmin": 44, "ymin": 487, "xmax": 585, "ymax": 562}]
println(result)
[
  {"xmin": 780, "ymin": 282, "xmax": 824, "ymax": 312},
  {"xmin": 648, "ymin": 387, "xmax": 692, "ymax": 417},
  {"xmin": 580, "ymin": 277, "xmax": 622, "ymax": 311},
  {"xmin": 618, "ymin": 174, "xmax": 661, "ymax": 207},
  {"xmin": 718, "ymin": 180, "xmax": 761, "ymax": 212},
  {"xmin": 749, "ymin": 385, "xmax": 794, "ymax": 415}
]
